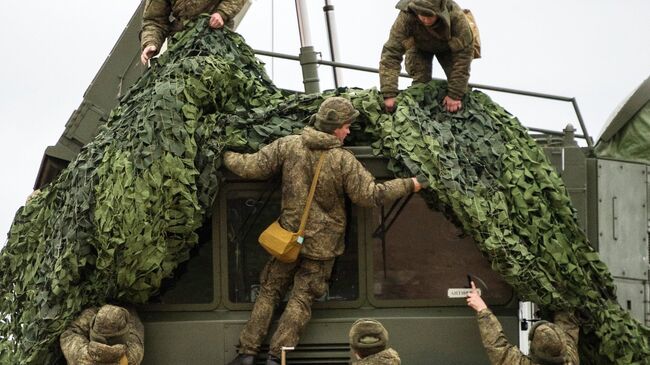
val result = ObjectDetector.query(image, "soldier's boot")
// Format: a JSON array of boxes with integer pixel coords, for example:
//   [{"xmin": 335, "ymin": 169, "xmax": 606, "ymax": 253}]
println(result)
[
  {"xmin": 265, "ymin": 354, "xmax": 281, "ymax": 365},
  {"xmin": 226, "ymin": 354, "xmax": 255, "ymax": 365}
]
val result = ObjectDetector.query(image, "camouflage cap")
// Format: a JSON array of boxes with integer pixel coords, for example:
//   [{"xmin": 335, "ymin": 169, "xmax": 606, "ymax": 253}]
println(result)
[
  {"xmin": 349, "ymin": 318, "xmax": 388, "ymax": 351},
  {"xmin": 312, "ymin": 96, "xmax": 360, "ymax": 133},
  {"xmin": 408, "ymin": 0, "xmax": 443, "ymax": 17},
  {"xmin": 528, "ymin": 321, "xmax": 566, "ymax": 364},
  {"xmin": 90, "ymin": 305, "xmax": 130, "ymax": 345}
]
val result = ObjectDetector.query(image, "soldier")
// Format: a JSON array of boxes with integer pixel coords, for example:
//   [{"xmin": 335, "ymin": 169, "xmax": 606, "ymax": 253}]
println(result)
[
  {"xmin": 60, "ymin": 304, "xmax": 145, "ymax": 365},
  {"xmin": 140, "ymin": 0, "xmax": 247, "ymax": 65},
  {"xmin": 379, "ymin": 0, "xmax": 475, "ymax": 113},
  {"xmin": 466, "ymin": 282, "xmax": 580, "ymax": 365},
  {"xmin": 349, "ymin": 319, "xmax": 401, "ymax": 365},
  {"xmin": 225, "ymin": 96, "xmax": 422, "ymax": 365}
]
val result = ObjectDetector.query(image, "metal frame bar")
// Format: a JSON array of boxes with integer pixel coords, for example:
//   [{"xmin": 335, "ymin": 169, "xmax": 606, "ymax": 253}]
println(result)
[{"xmin": 253, "ymin": 49, "xmax": 593, "ymax": 149}]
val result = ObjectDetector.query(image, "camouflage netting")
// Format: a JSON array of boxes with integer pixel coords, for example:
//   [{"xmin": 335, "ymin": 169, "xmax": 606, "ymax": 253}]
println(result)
[{"xmin": 1, "ymin": 17, "xmax": 649, "ymax": 365}]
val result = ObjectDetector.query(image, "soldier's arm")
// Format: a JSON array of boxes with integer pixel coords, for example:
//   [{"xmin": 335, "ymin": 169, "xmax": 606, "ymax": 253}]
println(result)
[
  {"xmin": 552, "ymin": 311, "xmax": 579, "ymax": 344},
  {"xmin": 215, "ymin": 0, "xmax": 247, "ymax": 24},
  {"xmin": 125, "ymin": 308, "xmax": 145, "ymax": 365},
  {"xmin": 476, "ymin": 309, "xmax": 533, "ymax": 365},
  {"xmin": 223, "ymin": 138, "xmax": 286, "ymax": 180},
  {"xmin": 553, "ymin": 311, "xmax": 580, "ymax": 364},
  {"xmin": 141, "ymin": 0, "xmax": 172, "ymax": 51},
  {"xmin": 445, "ymin": 11, "xmax": 474, "ymax": 100},
  {"xmin": 379, "ymin": 12, "xmax": 411, "ymax": 98},
  {"xmin": 59, "ymin": 308, "xmax": 97, "ymax": 361},
  {"xmin": 341, "ymin": 152, "xmax": 414, "ymax": 208}
]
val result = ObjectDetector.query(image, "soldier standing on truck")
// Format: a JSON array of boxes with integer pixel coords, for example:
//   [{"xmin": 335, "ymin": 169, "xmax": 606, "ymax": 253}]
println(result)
[
  {"xmin": 466, "ymin": 282, "xmax": 580, "ymax": 365},
  {"xmin": 379, "ymin": 0, "xmax": 476, "ymax": 113},
  {"xmin": 140, "ymin": 0, "xmax": 247, "ymax": 65},
  {"xmin": 224, "ymin": 97, "xmax": 422, "ymax": 365},
  {"xmin": 349, "ymin": 319, "xmax": 401, "ymax": 365}
]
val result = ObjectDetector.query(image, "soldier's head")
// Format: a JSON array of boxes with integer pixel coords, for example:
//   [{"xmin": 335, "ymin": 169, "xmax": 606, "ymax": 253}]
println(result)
[
  {"xmin": 349, "ymin": 318, "xmax": 389, "ymax": 359},
  {"xmin": 313, "ymin": 96, "xmax": 360, "ymax": 142},
  {"xmin": 528, "ymin": 321, "xmax": 566, "ymax": 364},
  {"xmin": 408, "ymin": 0, "xmax": 445, "ymax": 26},
  {"xmin": 90, "ymin": 304, "xmax": 130, "ymax": 346}
]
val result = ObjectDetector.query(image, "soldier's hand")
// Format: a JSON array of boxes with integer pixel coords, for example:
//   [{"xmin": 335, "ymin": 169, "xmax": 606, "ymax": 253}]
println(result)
[
  {"xmin": 411, "ymin": 177, "xmax": 422, "ymax": 192},
  {"xmin": 210, "ymin": 12, "xmax": 225, "ymax": 28},
  {"xmin": 384, "ymin": 97, "xmax": 397, "ymax": 113},
  {"xmin": 466, "ymin": 281, "xmax": 487, "ymax": 312},
  {"xmin": 443, "ymin": 95, "xmax": 462, "ymax": 113},
  {"xmin": 88, "ymin": 341, "xmax": 126, "ymax": 362},
  {"xmin": 140, "ymin": 45, "xmax": 158, "ymax": 65}
]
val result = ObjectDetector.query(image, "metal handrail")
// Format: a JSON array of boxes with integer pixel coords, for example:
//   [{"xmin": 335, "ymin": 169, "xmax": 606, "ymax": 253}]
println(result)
[{"xmin": 253, "ymin": 49, "xmax": 593, "ymax": 149}]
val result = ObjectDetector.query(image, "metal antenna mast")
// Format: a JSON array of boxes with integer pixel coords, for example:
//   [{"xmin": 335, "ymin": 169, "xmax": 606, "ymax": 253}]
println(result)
[
  {"xmin": 323, "ymin": 0, "xmax": 343, "ymax": 88},
  {"xmin": 295, "ymin": 0, "xmax": 320, "ymax": 93}
]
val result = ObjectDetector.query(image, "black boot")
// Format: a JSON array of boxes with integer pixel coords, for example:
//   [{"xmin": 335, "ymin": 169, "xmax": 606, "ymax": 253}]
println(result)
[
  {"xmin": 266, "ymin": 354, "xmax": 281, "ymax": 365},
  {"xmin": 227, "ymin": 354, "xmax": 255, "ymax": 365}
]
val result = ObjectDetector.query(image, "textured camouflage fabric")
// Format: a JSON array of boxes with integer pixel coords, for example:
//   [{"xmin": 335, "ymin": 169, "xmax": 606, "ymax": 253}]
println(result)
[
  {"xmin": 379, "ymin": 0, "xmax": 474, "ymax": 99},
  {"xmin": 60, "ymin": 305, "xmax": 145, "ymax": 365},
  {"xmin": 224, "ymin": 127, "xmax": 414, "ymax": 260},
  {"xmin": 349, "ymin": 319, "xmax": 389, "ymax": 352},
  {"xmin": 238, "ymin": 257, "xmax": 334, "ymax": 357},
  {"xmin": 90, "ymin": 305, "xmax": 130, "ymax": 344},
  {"xmin": 312, "ymin": 96, "xmax": 360, "ymax": 133},
  {"xmin": 141, "ymin": 0, "xmax": 247, "ymax": 50},
  {"xmin": 352, "ymin": 348, "xmax": 401, "ymax": 365},
  {"xmin": 476, "ymin": 309, "xmax": 579, "ymax": 365}
]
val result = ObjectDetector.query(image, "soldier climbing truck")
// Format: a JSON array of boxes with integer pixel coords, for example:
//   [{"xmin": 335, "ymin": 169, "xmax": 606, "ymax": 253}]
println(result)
[{"xmin": 22, "ymin": 2, "xmax": 650, "ymax": 365}]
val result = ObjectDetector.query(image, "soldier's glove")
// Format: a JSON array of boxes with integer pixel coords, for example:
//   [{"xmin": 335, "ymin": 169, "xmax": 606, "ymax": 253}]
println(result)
[{"xmin": 88, "ymin": 341, "xmax": 126, "ymax": 363}]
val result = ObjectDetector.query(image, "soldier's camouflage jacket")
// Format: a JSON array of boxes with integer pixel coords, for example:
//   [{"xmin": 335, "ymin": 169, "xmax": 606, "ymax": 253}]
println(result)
[
  {"xmin": 379, "ymin": 0, "xmax": 473, "ymax": 100},
  {"xmin": 353, "ymin": 348, "xmax": 401, "ymax": 365},
  {"xmin": 476, "ymin": 309, "xmax": 580, "ymax": 365},
  {"xmin": 224, "ymin": 127, "xmax": 414, "ymax": 260},
  {"xmin": 60, "ymin": 307, "xmax": 145, "ymax": 365},
  {"xmin": 141, "ymin": 0, "xmax": 247, "ymax": 50}
]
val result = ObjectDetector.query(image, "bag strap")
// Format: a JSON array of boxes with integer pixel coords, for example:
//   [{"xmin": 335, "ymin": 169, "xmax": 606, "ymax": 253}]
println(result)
[{"xmin": 297, "ymin": 152, "xmax": 326, "ymax": 236}]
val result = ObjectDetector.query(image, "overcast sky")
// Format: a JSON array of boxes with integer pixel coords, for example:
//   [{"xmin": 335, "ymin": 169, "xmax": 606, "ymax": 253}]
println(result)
[{"xmin": 1, "ymin": 0, "xmax": 649, "ymax": 244}]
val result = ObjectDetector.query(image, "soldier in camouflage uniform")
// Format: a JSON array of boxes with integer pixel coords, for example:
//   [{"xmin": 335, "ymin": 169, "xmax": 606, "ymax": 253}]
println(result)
[
  {"xmin": 60, "ymin": 304, "xmax": 145, "ymax": 365},
  {"xmin": 467, "ymin": 282, "xmax": 580, "ymax": 365},
  {"xmin": 140, "ymin": 0, "xmax": 247, "ymax": 64},
  {"xmin": 225, "ymin": 97, "xmax": 422, "ymax": 365},
  {"xmin": 349, "ymin": 319, "xmax": 401, "ymax": 365},
  {"xmin": 379, "ymin": 0, "xmax": 475, "ymax": 113}
]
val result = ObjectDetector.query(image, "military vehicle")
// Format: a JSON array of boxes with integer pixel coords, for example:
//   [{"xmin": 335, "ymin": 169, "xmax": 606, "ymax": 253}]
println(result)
[{"xmin": 30, "ymin": 1, "xmax": 648, "ymax": 364}]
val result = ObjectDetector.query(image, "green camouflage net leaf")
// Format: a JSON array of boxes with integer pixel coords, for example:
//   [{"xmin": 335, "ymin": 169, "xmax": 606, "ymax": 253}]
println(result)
[{"xmin": 0, "ymin": 17, "xmax": 648, "ymax": 365}]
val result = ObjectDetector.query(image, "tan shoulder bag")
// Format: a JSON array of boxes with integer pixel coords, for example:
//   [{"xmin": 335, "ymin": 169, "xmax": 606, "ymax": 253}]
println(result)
[{"xmin": 258, "ymin": 153, "xmax": 326, "ymax": 263}]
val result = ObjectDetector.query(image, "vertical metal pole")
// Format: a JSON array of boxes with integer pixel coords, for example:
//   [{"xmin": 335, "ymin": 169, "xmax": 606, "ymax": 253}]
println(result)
[
  {"xmin": 295, "ymin": 0, "xmax": 320, "ymax": 94},
  {"xmin": 281, "ymin": 346, "xmax": 294, "ymax": 365},
  {"xmin": 323, "ymin": 0, "xmax": 343, "ymax": 88},
  {"xmin": 518, "ymin": 301, "xmax": 535, "ymax": 354}
]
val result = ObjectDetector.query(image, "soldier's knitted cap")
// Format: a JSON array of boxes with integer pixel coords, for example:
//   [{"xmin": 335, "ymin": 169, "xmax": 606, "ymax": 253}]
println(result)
[
  {"xmin": 349, "ymin": 318, "xmax": 388, "ymax": 351},
  {"xmin": 90, "ymin": 305, "xmax": 130, "ymax": 345},
  {"xmin": 312, "ymin": 96, "xmax": 360, "ymax": 133},
  {"xmin": 528, "ymin": 321, "xmax": 566, "ymax": 364},
  {"xmin": 408, "ymin": 0, "xmax": 442, "ymax": 17}
]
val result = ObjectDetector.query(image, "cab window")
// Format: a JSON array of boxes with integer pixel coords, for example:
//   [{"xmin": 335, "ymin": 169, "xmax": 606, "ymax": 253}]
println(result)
[
  {"xmin": 146, "ymin": 224, "xmax": 216, "ymax": 307},
  {"xmin": 225, "ymin": 186, "xmax": 359, "ymax": 304},
  {"xmin": 370, "ymin": 193, "xmax": 513, "ymax": 305}
]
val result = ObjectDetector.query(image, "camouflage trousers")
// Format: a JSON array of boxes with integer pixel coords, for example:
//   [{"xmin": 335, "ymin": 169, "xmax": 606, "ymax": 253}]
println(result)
[
  {"xmin": 239, "ymin": 256, "xmax": 335, "ymax": 357},
  {"xmin": 405, "ymin": 48, "xmax": 456, "ymax": 86}
]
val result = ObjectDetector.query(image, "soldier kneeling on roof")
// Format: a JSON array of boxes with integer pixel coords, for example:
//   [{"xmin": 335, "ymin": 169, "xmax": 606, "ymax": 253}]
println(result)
[
  {"xmin": 349, "ymin": 319, "xmax": 401, "ymax": 365},
  {"xmin": 60, "ymin": 304, "xmax": 145, "ymax": 365},
  {"xmin": 466, "ymin": 281, "xmax": 580, "ymax": 365}
]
